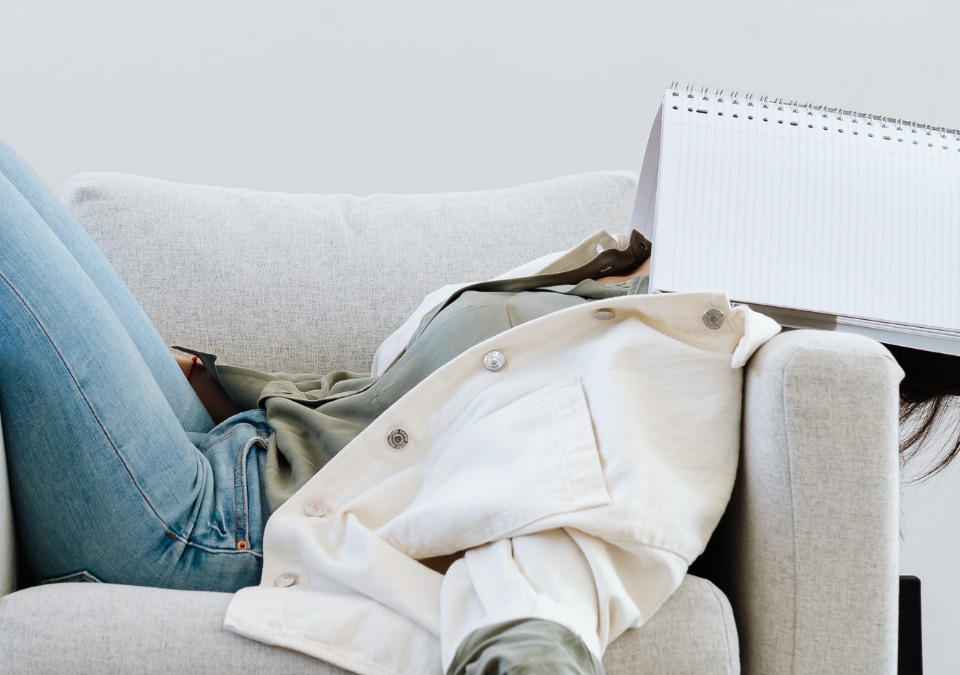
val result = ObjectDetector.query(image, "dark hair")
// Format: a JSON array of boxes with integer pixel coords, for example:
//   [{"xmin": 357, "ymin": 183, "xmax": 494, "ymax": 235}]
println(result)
[{"xmin": 885, "ymin": 343, "xmax": 960, "ymax": 481}]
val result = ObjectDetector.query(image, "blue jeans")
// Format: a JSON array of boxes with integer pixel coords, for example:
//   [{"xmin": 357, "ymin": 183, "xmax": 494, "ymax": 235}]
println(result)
[{"xmin": 0, "ymin": 141, "xmax": 272, "ymax": 592}]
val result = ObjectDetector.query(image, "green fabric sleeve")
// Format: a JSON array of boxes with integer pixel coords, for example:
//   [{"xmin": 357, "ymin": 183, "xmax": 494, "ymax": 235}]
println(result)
[{"xmin": 447, "ymin": 619, "xmax": 605, "ymax": 675}]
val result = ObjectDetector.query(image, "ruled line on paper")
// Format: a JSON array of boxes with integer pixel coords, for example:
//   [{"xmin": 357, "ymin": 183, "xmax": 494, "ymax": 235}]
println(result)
[{"xmin": 653, "ymin": 94, "xmax": 960, "ymax": 331}]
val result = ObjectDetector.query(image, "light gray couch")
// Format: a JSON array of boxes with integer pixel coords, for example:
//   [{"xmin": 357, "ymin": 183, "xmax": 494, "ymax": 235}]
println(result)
[{"xmin": 0, "ymin": 171, "xmax": 901, "ymax": 674}]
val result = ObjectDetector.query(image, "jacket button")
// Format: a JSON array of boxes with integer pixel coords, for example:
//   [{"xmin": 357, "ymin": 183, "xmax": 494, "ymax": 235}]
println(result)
[
  {"xmin": 387, "ymin": 429, "xmax": 409, "ymax": 449},
  {"xmin": 483, "ymin": 350, "xmax": 505, "ymax": 372},
  {"xmin": 593, "ymin": 309, "xmax": 616, "ymax": 320},
  {"xmin": 305, "ymin": 500, "xmax": 328, "ymax": 517},
  {"xmin": 274, "ymin": 573, "xmax": 299, "ymax": 587},
  {"xmin": 702, "ymin": 309, "xmax": 725, "ymax": 329}
]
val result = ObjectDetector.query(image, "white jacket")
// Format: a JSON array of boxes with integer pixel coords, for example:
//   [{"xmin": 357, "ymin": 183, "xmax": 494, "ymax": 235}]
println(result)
[{"xmin": 223, "ymin": 240, "xmax": 781, "ymax": 675}]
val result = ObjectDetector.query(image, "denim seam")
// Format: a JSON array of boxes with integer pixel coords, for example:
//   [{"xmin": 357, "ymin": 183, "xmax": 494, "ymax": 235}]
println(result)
[
  {"xmin": 234, "ymin": 435, "xmax": 257, "ymax": 545},
  {"xmin": 0, "ymin": 275, "xmax": 266, "ymax": 559},
  {"xmin": 0, "ymin": 270, "xmax": 171, "ymax": 532},
  {"xmin": 215, "ymin": 423, "xmax": 264, "ymax": 547},
  {"xmin": 168, "ymin": 534, "xmax": 264, "ymax": 558},
  {"xmin": 238, "ymin": 435, "xmax": 267, "ymax": 546},
  {"xmin": 199, "ymin": 422, "xmax": 246, "ymax": 452},
  {"xmin": 40, "ymin": 570, "xmax": 105, "ymax": 584},
  {"xmin": 234, "ymin": 436, "xmax": 244, "ymax": 544},
  {"xmin": 240, "ymin": 440, "xmax": 250, "ymax": 543}
]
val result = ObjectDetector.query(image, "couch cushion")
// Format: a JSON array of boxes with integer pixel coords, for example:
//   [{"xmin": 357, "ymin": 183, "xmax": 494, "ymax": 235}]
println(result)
[
  {"xmin": 61, "ymin": 171, "xmax": 638, "ymax": 375},
  {"xmin": 0, "ymin": 574, "xmax": 737, "ymax": 675}
]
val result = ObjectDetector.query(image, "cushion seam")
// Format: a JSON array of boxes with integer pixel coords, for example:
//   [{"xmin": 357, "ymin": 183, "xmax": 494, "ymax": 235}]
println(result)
[
  {"xmin": 706, "ymin": 581, "xmax": 737, "ymax": 675},
  {"xmin": 779, "ymin": 348, "xmax": 803, "ymax": 675}
]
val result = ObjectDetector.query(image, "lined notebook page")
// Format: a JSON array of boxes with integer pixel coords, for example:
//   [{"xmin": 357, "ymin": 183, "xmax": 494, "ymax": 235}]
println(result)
[{"xmin": 652, "ymin": 89, "xmax": 960, "ymax": 331}]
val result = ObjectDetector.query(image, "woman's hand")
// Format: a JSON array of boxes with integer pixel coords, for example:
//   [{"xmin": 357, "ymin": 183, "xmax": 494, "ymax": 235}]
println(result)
[{"xmin": 172, "ymin": 351, "xmax": 244, "ymax": 425}]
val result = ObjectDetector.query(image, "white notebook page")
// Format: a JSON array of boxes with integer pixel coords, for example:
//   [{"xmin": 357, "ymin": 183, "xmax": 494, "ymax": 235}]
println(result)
[{"xmin": 651, "ymin": 88, "xmax": 960, "ymax": 332}]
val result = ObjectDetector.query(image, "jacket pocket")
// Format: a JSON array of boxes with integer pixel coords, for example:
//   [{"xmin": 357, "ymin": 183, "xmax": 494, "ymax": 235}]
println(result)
[{"xmin": 376, "ymin": 376, "xmax": 610, "ymax": 559}]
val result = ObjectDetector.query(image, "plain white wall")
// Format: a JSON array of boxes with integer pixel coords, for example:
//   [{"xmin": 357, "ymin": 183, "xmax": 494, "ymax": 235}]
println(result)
[{"xmin": 2, "ymin": 1, "xmax": 957, "ymax": 671}]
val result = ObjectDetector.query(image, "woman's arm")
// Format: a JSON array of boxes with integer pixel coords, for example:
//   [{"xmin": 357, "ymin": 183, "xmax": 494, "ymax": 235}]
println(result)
[{"xmin": 172, "ymin": 352, "xmax": 244, "ymax": 425}]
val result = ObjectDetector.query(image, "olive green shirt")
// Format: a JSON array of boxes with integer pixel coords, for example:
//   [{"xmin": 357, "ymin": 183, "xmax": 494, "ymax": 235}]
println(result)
[{"xmin": 176, "ymin": 275, "xmax": 648, "ymax": 515}]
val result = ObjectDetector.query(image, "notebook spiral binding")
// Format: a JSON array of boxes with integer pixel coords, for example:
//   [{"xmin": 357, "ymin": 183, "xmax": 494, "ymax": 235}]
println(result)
[{"xmin": 669, "ymin": 81, "xmax": 960, "ymax": 144}]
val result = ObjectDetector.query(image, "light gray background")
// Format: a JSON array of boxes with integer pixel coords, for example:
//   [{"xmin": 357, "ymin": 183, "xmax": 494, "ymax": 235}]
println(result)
[{"xmin": 1, "ymin": 1, "xmax": 957, "ymax": 671}]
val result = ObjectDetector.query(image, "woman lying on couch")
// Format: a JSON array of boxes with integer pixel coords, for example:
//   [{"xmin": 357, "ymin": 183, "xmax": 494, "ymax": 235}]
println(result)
[{"xmin": 0, "ymin": 140, "xmax": 954, "ymax": 675}]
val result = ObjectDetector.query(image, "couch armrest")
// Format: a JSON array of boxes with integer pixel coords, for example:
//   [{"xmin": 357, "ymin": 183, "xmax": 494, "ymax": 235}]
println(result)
[{"xmin": 722, "ymin": 329, "xmax": 902, "ymax": 674}]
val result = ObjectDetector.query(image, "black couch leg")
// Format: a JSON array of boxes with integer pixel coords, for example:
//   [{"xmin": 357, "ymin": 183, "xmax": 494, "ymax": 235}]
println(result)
[{"xmin": 899, "ymin": 575, "xmax": 922, "ymax": 675}]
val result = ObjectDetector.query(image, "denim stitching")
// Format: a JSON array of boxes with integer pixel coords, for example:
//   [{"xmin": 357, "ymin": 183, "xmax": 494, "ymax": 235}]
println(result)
[
  {"xmin": 0, "ymin": 270, "xmax": 170, "ymax": 530},
  {"xmin": 199, "ymin": 422, "xmax": 246, "ymax": 453},
  {"xmin": 233, "ymin": 434, "xmax": 244, "ymax": 544},
  {"xmin": 237, "ymin": 436, "xmax": 260, "ymax": 546},
  {"xmin": 0, "ymin": 271, "xmax": 268, "ymax": 561},
  {"xmin": 246, "ymin": 438, "xmax": 261, "ymax": 545},
  {"xmin": 234, "ymin": 435, "xmax": 256, "ymax": 544},
  {"xmin": 168, "ymin": 535, "xmax": 263, "ymax": 558},
  {"xmin": 40, "ymin": 570, "xmax": 104, "ymax": 584},
  {"xmin": 226, "ymin": 424, "xmax": 259, "ymax": 544},
  {"xmin": 206, "ymin": 422, "xmax": 253, "ymax": 545},
  {"xmin": 227, "ymin": 425, "xmax": 268, "ymax": 549}
]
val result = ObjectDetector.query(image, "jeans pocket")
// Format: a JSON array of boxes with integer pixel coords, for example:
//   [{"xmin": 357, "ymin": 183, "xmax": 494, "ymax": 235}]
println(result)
[
  {"xmin": 196, "ymin": 409, "xmax": 272, "ymax": 553},
  {"xmin": 40, "ymin": 570, "xmax": 104, "ymax": 584}
]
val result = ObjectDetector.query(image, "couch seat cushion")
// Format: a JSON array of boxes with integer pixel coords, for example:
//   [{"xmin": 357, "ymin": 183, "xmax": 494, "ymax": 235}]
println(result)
[{"xmin": 0, "ymin": 574, "xmax": 736, "ymax": 674}]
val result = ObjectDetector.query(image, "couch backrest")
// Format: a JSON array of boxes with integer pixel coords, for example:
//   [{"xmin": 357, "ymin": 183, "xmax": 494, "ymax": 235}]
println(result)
[
  {"xmin": 62, "ymin": 171, "xmax": 639, "ymax": 375},
  {"xmin": 0, "ymin": 170, "xmax": 639, "ymax": 594}
]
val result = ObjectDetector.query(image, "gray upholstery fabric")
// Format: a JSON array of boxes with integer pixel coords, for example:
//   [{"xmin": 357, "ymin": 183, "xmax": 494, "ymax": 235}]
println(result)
[
  {"xmin": 717, "ymin": 329, "xmax": 902, "ymax": 675},
  {"xmin": 61, "ymin": 171, "xmax": 639, "ymax": 375},
  {"xmin": 0, "ymin": 574, "xmax": 737, "ymax": 675}
]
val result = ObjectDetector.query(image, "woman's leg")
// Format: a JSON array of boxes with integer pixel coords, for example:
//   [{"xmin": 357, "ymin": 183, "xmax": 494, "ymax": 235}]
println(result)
[
  {"xmin": 0, "ymin": 141, "xmax": 213, "ymax": 434},
  {"xmin": 0, "ymin": 144, "xmax": 268, "ymax": 591}
]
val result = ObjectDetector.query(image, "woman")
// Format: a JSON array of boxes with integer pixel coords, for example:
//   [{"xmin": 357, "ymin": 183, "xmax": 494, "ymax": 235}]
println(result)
[
  {"xmin": 0, "ymin": 139, "xmax": 952, "ymax": 674},
  {"xmin": 887, "ymin": 344, "xmax": 960, "ymax": 479}
]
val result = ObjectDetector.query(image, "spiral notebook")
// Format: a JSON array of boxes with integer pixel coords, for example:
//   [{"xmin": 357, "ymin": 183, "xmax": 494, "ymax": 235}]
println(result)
[{"xmin": 630, "ymin": 83, "xmax": 960, "ymax": 356}]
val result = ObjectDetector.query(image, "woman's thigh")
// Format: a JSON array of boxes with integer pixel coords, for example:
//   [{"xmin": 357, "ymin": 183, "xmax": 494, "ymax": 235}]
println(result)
[
  {"xmin": 0, "ymin": 141, "xmax": 212, "ymax": 434},
  {"xmin": 0, "ymin": 153, "xmax": 267, "ymax": 592}
]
